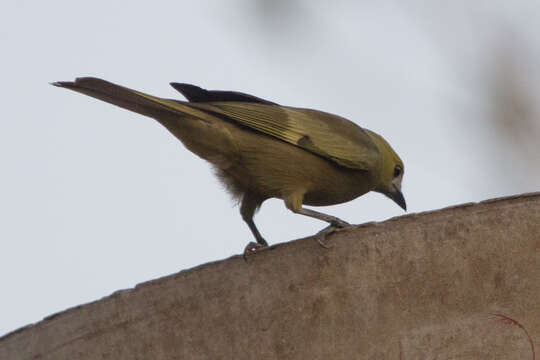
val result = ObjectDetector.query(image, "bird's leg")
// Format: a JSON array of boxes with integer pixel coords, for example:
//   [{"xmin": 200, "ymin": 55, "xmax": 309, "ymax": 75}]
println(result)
[
  {"xmin": 285, "ymin": 192, "xmax": 350, "ymax": 248},
  {"xmin": 295, "ymin": 208, "xmax": 350, "ymax": 228},
  {"xmin": 240, "ymin": 193, "xmax": 267, "ymax": 259},
  {"xmin": 244, "ymin": 218, "xmax": 268, "ymax": 246},
  {"xmin": 295, "ymin": 208, "xmax": 351, "ymax": 248}
]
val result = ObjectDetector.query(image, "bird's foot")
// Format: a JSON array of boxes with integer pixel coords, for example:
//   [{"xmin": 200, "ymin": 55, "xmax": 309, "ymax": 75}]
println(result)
[
  {"xmin": 315, "ymin": 220, "xmax": 351, "ymax": 248},
  {"xmin": 243, "ymin": 241, "xmax": 268, "ymax": 261}
]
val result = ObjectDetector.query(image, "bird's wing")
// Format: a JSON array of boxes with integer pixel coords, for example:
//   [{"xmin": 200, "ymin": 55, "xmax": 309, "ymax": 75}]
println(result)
[{"xmin": 189, "ymin": 102, "xmax": 380, "ymax": 170}]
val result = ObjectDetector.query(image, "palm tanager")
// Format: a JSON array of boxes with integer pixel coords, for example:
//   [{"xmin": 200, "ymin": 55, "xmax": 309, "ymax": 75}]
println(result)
[{"xmin": 53, "ymin": 78, "xmax": 406, "ymax": 251}]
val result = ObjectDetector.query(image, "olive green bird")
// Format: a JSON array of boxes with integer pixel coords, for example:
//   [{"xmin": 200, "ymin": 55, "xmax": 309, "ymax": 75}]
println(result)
[{"xmin": 52, "ymin": 77, "xmax": 406, "ymax": 251}]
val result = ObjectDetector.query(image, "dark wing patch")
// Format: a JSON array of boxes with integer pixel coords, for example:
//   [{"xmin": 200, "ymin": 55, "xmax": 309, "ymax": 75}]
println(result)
[{"xmin": 170, "ymin": 83, "xmax": 277, "ymax": 105}]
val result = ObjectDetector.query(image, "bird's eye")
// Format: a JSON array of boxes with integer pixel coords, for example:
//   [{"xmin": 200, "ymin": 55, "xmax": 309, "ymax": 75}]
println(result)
[{"xmin": 394, "ymin": 165, "xmax": 402, "ymax": 178}]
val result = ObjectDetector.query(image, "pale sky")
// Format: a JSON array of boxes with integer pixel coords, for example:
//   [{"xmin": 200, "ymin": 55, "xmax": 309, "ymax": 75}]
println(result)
[{"xmin": 1, "ymin": 0, "xmax": 539, "ymax": 336}]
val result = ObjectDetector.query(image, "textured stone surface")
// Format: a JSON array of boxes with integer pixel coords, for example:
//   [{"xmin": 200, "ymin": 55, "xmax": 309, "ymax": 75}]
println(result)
[{"xmin": 1, "ymin": 193, "xmax": 539, "ymax": 360}]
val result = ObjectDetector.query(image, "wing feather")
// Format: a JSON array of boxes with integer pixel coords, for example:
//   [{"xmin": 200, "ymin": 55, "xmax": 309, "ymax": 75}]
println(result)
[{"xmin": 189, "ymin": 102, "xmax": 379, "ymax": 170}]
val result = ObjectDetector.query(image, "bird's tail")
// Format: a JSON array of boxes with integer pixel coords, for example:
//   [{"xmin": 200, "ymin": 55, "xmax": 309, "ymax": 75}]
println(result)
[{"xmin": 52, "ymin": 77, "xmax": 210, "ymax": 122}]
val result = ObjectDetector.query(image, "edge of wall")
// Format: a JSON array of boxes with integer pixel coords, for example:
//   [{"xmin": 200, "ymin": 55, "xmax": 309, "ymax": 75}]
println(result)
[{"xmin": 1, "ymin": 192, "xmax": 539, "ymax": 359}]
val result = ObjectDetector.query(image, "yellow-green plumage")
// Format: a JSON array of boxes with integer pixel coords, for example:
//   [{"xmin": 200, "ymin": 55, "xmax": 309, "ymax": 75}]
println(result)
[{"xmin": 52, "ymin": 77, "xmax": 406, "ymax": 248}]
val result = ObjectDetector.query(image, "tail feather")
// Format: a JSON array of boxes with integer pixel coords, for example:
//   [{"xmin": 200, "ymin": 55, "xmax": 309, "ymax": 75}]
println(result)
[{"xmin": 52, "ymin": 77, "xmax": 209, "ymax": 121}]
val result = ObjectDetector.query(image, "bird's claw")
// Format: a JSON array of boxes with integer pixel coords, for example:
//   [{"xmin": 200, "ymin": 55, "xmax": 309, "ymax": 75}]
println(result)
[
  {"xmin": 243, "ymin": 241, "xmax": 267, "ymax": 261},
  {"xmin": 315, "ymin": 220, "xmax": 351, "ymax": 248},
  {"xmin": 314, "ymin": 225, "xmax": 337, "ymax": 249}
]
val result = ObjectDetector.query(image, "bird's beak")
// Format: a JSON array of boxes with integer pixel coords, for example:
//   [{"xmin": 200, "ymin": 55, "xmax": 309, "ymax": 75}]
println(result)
[{"xmin": 389, "ymin": 186, "xmax": 407, "ymax": 211}]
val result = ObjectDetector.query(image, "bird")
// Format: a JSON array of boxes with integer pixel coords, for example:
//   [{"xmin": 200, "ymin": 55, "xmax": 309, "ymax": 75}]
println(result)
[{"xmin": 52, "ymin": 77, "xmax": 406, "ymax": 253}]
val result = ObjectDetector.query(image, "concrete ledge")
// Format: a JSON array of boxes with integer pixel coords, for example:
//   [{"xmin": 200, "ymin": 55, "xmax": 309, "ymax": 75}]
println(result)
[{"xmin": 1, "ymin": 193, "xmax": 539, "ymax": 359}]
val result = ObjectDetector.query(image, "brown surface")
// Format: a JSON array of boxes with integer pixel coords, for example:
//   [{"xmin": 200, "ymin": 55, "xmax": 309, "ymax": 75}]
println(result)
[{"xmin": 1, "ymin": 193, "xmax": 539, "ymax": 359}]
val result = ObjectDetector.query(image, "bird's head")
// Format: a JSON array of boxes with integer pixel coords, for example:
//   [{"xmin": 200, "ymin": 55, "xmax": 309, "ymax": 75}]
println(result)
[{"xmin": 366, "ymin": 130, "xmax": 406, "ymax": 211}]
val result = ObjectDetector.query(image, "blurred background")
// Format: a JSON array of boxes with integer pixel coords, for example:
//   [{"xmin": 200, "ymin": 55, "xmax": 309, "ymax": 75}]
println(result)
[{"xmin": 1, "ymin": 0, "xmax": 539, "ymax": 336}]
